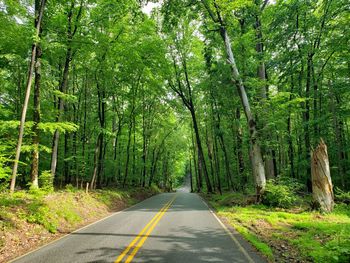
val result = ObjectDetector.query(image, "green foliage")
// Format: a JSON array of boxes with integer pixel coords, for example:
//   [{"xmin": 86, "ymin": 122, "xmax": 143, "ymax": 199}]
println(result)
[
  {"xmin": 38, "ymin": 122, "xmax": 79, "ymax": 134},
  {"xmin": 52, "ymin": 90, "xmax": 78, "ymax": 103},
  {"xmin": 39, "ymin": 170, "xmax": 54, "ymax": 193},
  {"xmin": 261, "ymin": 179, "xmax": 301, "ymax": 208},
  {"xmin": 24, "ymin": 201, "xmax": 58, "ymax": 233},
  {"xmin": 334, "ymin": 188, "xmax": 350, "ymax": 205},
  {"xmin": 207, "ymin": 193, "xmax": 350, "ymax": 263},
  {"xmin": 64, "ymin": 184, "xmax": 76, "ymax": 192},
  {"xmin": 0, "ymin": 156, "xmax": 11, "ymax": 190},
  {"xmin": 233, "ymin": 223, "xmax": 274, "ymax": 260}
]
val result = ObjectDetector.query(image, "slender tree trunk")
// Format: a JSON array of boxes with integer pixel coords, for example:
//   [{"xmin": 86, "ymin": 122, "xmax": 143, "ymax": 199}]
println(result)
[
  {"xmin": 213, "ymin": 135, "xmax": 222, "ymax": 194},
  {"xmin": 191, "ymin": 130, "xmax": 200, "ymax": 192},
  {"xmin": 235, "ymin": 108, "xmax": 246, "ymax": 189},
  {"xmin": 190, "ymin": 109, "xmax": 212, "ymax": 193},
  {"xmin": 50, "ymin": 0, "xmax": 83, "ymax": 180},
  {"xmin": 10, "ymin": 0, "xmax": 46, "ymax": 193},
  {"xmin": 16, "ymin": 66, "xmax": 22, "ymax": 119},
  {"xmin": 215, "ymin": 109, "xmax": 233, "ymax": 190},
  {"xmin": 95, "ymin": 81, "xmax": 105, "ymax": 188},
  {"xmin": 330, "ymin": 81, "xmax": 346, "ymax": 189},
  {"xmin": 221, "ymin": 18, "xmax": 266, "ymax": 195},
  {"xmin": 189, "ymin": 159, "xmax": 194, "ymax": 192},
  {"xmin": 50, "ymin": 48, "xmax": 72, "ymax": 179},
  {"xmin": 201, "ymin": 0, "xmax": 266, "ymax": 197},
  {"xmin": 123, "ymin": 119, "xmax": 133, "ymax": 188},
  {"xmin": 81, "ymin": 71, "xmax": 88, "ymax": 184},
  {"xmin": 205, "ymin": 127, "xmax": 216, "ymax": 190},
  {"xmin": 288, "ymin": 68, "xmax": 295, "ymax": 178},
  {"xmin": 64, "ymin": 133, "xmax": 70, "ymax": 184},
  {"xmin": 254, "ymin": 6, "xmax": 277, "ymax": 179},
  {"xmin": 30, "ymin": 0, "xmax": 44, "ymax": 189},
  {"xmin": 304, "ymin": 53, "xmax": 313, "ymax": 180},
  {"xmin": 90, "ymin": 133, "xmax": 102, "ymax": 189}
]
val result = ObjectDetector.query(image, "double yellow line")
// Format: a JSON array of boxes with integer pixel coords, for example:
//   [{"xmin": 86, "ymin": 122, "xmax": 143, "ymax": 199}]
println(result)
[{"xmin": 115, "ymin": 195, "xmax": 177, "ymax": 263}]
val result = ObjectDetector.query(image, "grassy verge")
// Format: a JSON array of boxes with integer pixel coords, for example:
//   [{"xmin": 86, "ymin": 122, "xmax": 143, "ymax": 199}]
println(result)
[
  {"xmin": 0, "ymin": 186, "xmax": 161, "ymax": 262},
  {"xmin": 203, "ymin": 192, "xmax": 350, "ymax": 263}
]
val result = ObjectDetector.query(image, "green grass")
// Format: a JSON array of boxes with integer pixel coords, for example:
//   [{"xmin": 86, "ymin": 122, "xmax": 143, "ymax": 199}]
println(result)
[
  {"xmin": 233, "ymin": 223, "xmax": 274, "ymax": 260},
  {"xmin": 205, "ymin": 194, "xmax": 350, "ymax": 263},
  {"xmin": 0, "ymin": 187, "xmax": 160, "ymax": 235}
]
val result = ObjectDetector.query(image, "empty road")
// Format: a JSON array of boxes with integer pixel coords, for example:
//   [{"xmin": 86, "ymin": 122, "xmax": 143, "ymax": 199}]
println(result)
[{"xmin": 12, "ymin": 189, "xmax": 266, "ymax": 263}]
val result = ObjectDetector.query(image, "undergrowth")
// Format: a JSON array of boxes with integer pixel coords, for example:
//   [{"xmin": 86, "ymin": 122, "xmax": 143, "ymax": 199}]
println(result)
[
  {"xmin": 0, "ymin": 187, "xmax": 160, "ymax": 235},
  {"xmin": 205, "ymin": 192, "xmax": 350, "ymax": 263}
]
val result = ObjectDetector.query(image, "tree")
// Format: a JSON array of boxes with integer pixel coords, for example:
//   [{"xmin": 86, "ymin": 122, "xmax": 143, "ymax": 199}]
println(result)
[{"xmin": 10, "ymin": 0, "xmax": 47, "ymax": 193}]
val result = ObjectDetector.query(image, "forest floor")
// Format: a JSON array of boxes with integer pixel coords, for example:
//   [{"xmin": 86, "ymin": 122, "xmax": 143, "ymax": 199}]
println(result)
[
  {"xmin": 202, "ymin": 192, "xmax": 350, "ymax": 263},
  {"xmin": 0, "ymin": 186, "xmax": 161, "ymax": 263}
]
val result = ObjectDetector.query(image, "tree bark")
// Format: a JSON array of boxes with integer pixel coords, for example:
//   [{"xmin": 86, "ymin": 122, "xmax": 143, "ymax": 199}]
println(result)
[
  {"xmin": 220, "ymin": 23, "xmax": 266, "ymax": 196},
  {"xmin": 90, "ymin": 133, "xmax": 102, "ymax": 189},
  {"xmin": 200, "ymin": 0, "xmax": 266, "ymax": 196},
  {"xmin": 10, "ymin": 0, "xmax": 46, "ymax": 193},
  {"xmin": 50, "ymin": 0, "xmax": 83, "ymax": 180},
  {"xmin": 30, "ymin": 0, "xmax": 44, "ymax": 189},
  {"xmin": 311, "ymin": 139, "xmax": 334, "ymax": 212}
]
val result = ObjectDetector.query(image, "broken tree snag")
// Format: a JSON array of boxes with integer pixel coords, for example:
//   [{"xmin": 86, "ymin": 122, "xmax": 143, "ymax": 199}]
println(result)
[{"xmin": 311, "ymin": 139, "xmax": 334, "ymax": 212}]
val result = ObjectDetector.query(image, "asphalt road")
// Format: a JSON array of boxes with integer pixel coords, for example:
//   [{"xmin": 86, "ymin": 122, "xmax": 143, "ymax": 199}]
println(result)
[{"xmin": 12, "ymin": 187, "xmax": 266, "ymax": 263}]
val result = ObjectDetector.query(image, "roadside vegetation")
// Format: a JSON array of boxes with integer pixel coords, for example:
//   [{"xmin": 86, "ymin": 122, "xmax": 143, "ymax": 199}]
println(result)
[
  {"xmin": 0, "ymin": 186, "xmax": 161, "ymax": 263},
  {"xmin": 203, "ymin": 179, "xmax": 350, "ymax": 263}
]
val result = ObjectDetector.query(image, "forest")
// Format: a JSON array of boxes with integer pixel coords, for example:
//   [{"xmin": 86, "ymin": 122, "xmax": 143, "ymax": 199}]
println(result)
[
  {"xmin": 1, "ymin": 0, "xmax": 349, "ymax": 196},
  {"xmin": 0, "ymin": 0, "xmax": 350, "ymax": 261}
]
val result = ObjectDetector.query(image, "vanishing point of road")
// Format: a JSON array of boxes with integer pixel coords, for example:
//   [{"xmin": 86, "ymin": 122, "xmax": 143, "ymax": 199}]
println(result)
[{"xmin": 11, "ymin": 184, "xmax": 266, "ymax": 263}]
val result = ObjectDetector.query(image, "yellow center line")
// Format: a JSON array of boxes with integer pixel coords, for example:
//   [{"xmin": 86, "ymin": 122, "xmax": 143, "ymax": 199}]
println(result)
[
  {"xmin": 125, "ymin": 196, "xmax": 176, "ymax": 263},
  {"xmin": 115, "ymin": 198, "xmax": 172, "ymax": 263},
  {"xmin": 115, "ymin": 195, "xmax": 176, "ymax": 263}
]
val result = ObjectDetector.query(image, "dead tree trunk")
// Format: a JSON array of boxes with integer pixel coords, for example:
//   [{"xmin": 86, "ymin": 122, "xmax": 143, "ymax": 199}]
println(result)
[{"xmin": 311, "ymin": 139, "xmax": 334, "ymax": 212}]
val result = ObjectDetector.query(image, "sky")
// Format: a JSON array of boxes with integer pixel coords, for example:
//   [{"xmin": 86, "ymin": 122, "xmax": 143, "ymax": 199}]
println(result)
[{"xmin": 142, "ymin": 2, "xmax": 161, "ymax": 15}]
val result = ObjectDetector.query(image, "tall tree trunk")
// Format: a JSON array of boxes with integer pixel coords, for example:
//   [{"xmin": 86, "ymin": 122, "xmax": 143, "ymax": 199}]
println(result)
[
  {"xmin": 235, "ymin": 108, "xmax": 246, "ymax": 189},
  {"xmin": 205, "ymin": 126, "xmax": 216, "ymax": 190},
  {"xmin": 190, "ymin": 109, "xmax": 213, "ymax": 193},
  {"xmin": 50, "ymin": 0, "xmax": 83, "ymax": 180},
  {"xmin": 213, "ymin": 135, "xmax": 222, "ymax": 194},
  {"xmin": 30, "ymin": 0, "xmax": 44, "ymax": 189},
  {"xmin": 191, "ymin": 130, "xmax": 200, "ymax": 192},
  {"xmin": 95, "ymin": 81, "xmax": 105, "ymax": 188},
  {"xmin": 189, "ymin": 158, "xmax": 194, "ymax": 192},
  {"xmin": 16, "ymin": 66, "xmax": 22, "ymax": 119},
  {"xmin": 254, "ymin": 4, "xmax": 277, "ymax": 179},
  {"xmin": 223, "ymin": 27, "xmax": 266, "ymax": 196},
  {"xmin": 288, "ymin": 67, "xmax": 295, "ymax": 178},
  {"xmin": 201, "ymin": 0, "xmax": 266, "ymax": 197},
  {"xmin": 123, "ymin": 119, "xmax": 133, "ymax": 188},
  {"xmin": 330, "ymin": 81, "xmax": 346, "ymax": 189},
  {"xmin": 64, "ymin": 133, "xmax": 70, "ymax": 184},
  {"xmin": 90, "ymin": 133, "xmax": 102, "ymax": 189},
  {"xmin": 304, "ymin": 53, "xmax": 313, "ymax": 180},
  {"xmin": 10, "ymin": 0, "xmax": 46, "ymax": 193},
  {"xmin": 50, "ymin": 48, "xmax": 72, "ymax": 180},
  {"xmin": 215, "ymin": 108, "xmax": 233, "ymax": 190}
]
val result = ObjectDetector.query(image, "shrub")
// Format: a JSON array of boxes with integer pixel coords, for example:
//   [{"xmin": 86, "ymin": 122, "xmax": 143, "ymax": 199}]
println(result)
[
  {"xmin": 334, "ymin": 187, "xmax": 350, "ymax": 205},
  {"xmin": 39, "ymin": 170, "xmax": 54, "ymax": 193},
  {"xmin": 261, "ymin": 179, "xmax": 299, "ymax": 208},
  {"xmin": 65, "ymin": 184, "xmax": 76, "ymax": 192},
  {"xmin": 0, "ymin": 155, "xmax": 11, "ymax": 191},
  {"xmin": 150, "ymin": 184, "xmax": 161, "ymax": 194},
  {"xmin": 19, "ymin": 201, "xmax": 58, "ymax": 233}
]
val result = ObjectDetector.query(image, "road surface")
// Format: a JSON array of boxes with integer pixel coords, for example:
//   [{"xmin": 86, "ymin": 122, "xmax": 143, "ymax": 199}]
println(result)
[{"xmin": 12, "ymin": 188, "xmax": 266, "ymax": 263}]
